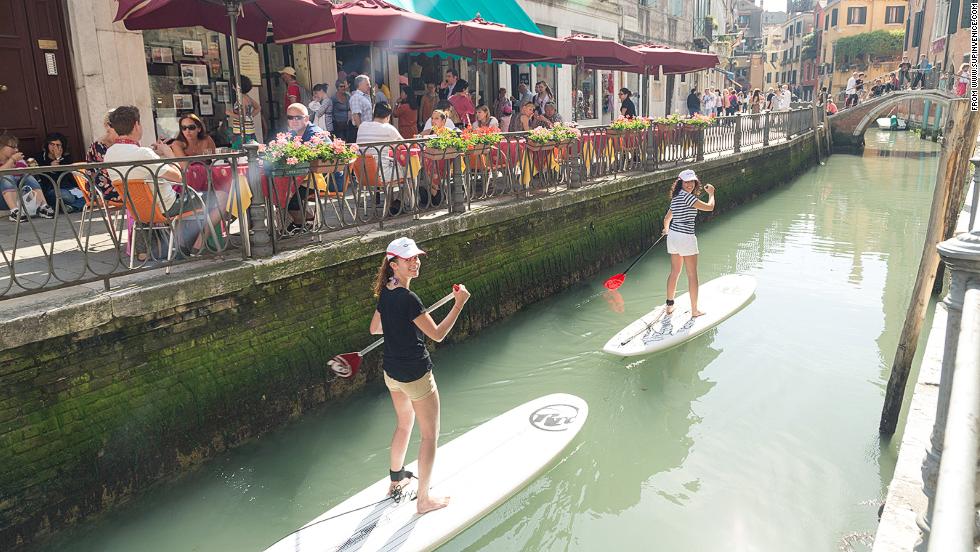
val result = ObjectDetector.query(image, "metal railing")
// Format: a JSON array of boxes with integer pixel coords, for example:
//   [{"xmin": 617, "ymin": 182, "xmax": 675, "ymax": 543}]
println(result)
[
  {"xmin": 0, "ymin": 107, "xmax": 816, "ymax": 300},
  {"xmin": 919, "ymin": 159, "xmax": 980, "ymax": 552}
]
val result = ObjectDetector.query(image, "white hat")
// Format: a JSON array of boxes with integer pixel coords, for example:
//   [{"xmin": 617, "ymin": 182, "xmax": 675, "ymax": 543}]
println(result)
[
  {"xmin": 678, "ymin": 169, "xmax": 699, "ymax": 182},
  {"xmin": 279, "ymin": 66, "xmax": 297, "ymax": 76},
  {"xmin": 386, "ymin": 237, "xmax": 426, "ymax": 260}
]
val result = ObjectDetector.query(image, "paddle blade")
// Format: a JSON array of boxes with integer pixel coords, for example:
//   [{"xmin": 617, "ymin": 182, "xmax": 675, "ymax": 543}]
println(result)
[
  {"xmin": 604, "ymin": 274, "xmax": 626, "ymax": 290},
  {"xmin": 329, "ymin": 352, "xmax": 362, "ymax": 378}
]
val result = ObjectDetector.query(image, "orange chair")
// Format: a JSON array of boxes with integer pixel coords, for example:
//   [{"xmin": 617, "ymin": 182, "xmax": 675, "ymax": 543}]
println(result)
[
  {"xmin": 72, "ymin": 169, "xmax": 123, "ymax": 241},
  {"xmin": 352, "ymin": 154, "xmax": 407, "ymax": 212},
  {"xmin": 110, "ymin": 179, "xmax": 217, "ymax": 273}
]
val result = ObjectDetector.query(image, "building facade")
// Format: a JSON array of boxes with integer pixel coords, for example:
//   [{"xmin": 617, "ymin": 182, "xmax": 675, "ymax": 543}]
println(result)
[
  {"xmin": 820, "ymin": 0, "xmax": 908, "ymax": 97},
  {"xmin": 903, "ymin": 0, "xmax": 971, "ymax": 87}
]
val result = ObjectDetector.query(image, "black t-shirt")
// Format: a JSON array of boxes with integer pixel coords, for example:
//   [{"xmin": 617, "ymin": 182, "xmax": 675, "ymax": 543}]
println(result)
[
  {"xmin": 621, "ymin": 98, "xmax": 637, "ymax": 117},
  {"xmin": 377, "ymin": 286, "xmax": 433, "ymax": 382}
]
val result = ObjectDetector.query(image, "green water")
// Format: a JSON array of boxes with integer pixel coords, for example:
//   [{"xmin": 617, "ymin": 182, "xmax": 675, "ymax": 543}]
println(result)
[{"xmin": 47, "ymin": 131, "xmax": 941, "ymax": 552}]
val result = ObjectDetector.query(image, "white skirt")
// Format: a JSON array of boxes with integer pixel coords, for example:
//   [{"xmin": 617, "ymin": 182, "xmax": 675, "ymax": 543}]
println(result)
[{"xmin": 666, "ymin": 230, "xmax": 699, "ymax": 256}]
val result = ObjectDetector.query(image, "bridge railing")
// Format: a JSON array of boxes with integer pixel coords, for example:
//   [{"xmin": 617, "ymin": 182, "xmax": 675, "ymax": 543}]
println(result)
[{"xmin": 0, "ymin": 108, "xmax": 816, "ymax": 300}]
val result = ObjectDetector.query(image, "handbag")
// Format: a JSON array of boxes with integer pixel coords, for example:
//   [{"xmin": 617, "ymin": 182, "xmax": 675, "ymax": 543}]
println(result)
[{"xmin": 20, "ymin": 187, "xmax": 39, "ymax": 216}]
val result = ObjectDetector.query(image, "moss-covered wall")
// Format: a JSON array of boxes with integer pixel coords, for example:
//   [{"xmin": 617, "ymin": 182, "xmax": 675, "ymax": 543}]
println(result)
[{"xmin": 0, "ymin": 136, "xmax": 816, "ymax": 549}]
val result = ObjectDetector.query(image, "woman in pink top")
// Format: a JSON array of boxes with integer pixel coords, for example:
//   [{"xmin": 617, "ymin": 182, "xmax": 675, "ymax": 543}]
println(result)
[{"xmin": 448, "ymin": 80, "xmax": 476, "ymax": 127}]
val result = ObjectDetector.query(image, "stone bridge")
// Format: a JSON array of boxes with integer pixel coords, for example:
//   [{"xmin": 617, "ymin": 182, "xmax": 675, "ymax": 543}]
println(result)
[{"xmin": 828, "ymin": 89, "xmax": 957, "ymax": 152}]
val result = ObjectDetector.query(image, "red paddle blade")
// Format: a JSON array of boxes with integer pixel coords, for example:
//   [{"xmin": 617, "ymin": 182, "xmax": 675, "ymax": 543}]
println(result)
[
  {"xmin": 329, "ymin": 352, "xmax": 362, "ymax": 378},
  {"xmin": 604, "ymin": 274, "xmax": 626, "ymax": 290}
]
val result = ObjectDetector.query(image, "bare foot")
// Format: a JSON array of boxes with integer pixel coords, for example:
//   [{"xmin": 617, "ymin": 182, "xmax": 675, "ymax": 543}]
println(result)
[
  {"xmin": 691, "ymin": 309, "xmax": 706, "ymax": 317},
  {"xmin": 666, "ymin": 304, "xmax": 675, "ymax": 314},
  {"xmin": 417, "ymin": 494, "xmax": 450, "ymax": 514}
]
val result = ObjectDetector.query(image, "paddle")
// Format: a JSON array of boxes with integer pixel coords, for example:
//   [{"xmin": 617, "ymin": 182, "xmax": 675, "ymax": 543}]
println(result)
[
  {"xmin": 603, "ymin": 234, "xmax": 666, "ymax": 290},
  {"xmin": 328, "ymin": 286, "xmax": 459, "ymax": 378}
]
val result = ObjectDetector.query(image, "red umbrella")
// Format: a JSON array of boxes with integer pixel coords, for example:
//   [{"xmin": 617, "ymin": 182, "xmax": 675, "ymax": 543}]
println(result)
[
  {"xmin": 635, "ymin": 44, "xmax": 720, "ymax": 74},
  {"xmin": 328, "ymin": 0, "xmax": 447, "ymax": 51},
  {"xmin": 443, "ymin": 16, "xmax": 566, "ymax": 63},
  {"xmin": 558, "ymin": 34, "xmax": 645, "ymax": 71},
  {"xmin": 115, "ymin": 0, "xmax": 336, "ymax": 44}
]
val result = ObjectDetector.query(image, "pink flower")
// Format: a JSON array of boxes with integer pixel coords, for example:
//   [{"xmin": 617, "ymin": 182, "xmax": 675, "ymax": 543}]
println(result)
[{"xmin": 286, "ymin": 157, "xmax": 298, "ymax": 165}]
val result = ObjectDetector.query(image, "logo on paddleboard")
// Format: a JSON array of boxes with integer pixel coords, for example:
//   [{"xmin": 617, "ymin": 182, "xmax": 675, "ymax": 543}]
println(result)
[{"xmin": 529, "ymin": 404, "xmax": 579, "ymax": 432}]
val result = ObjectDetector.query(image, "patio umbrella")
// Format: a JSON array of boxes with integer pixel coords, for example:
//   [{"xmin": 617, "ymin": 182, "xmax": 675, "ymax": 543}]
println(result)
[
  {"xmin": 554, "ymin": 35, "xmax": 645, "ymax": 121},
  {"xmin": 442, "ymin": 16, "xmax": 566, "ymax": 112},
  {"xmin": 115, "ymin": 0, "xmax": 336, "ymax": 44},
  {"xmin": 635, "ymin": 44, "xmax": 719, "ymax": 74},
  {"xmin": 632, "ymin": 44, "xmax": 719, "ymax": 116},
  {"xmin": 328, "ymin": 0, "xmax": 448, "ymax": 51},
  {"xmin": 115, "ymin": 0, "xmax": 336, "ymax": 141}
]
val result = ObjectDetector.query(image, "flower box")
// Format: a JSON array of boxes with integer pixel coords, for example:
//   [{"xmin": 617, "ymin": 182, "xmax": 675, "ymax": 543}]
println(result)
[
  {"xmin": 423, "ymin": 147, "xmax": 463, "ymax": 161},
  {"xmin": 466, "ymin": 143, "xmax": 493, "ymax": 156},
  {"xmin": 526, "ymin": 141, "xmax": 557, "ymax": 153},
  {"xmin": 310, "ymin": 159, "xmax": 350, "ymax": 174},
  {"xmin": 269, "ymin": 162, "xmax": 311, "ymax": 177}
]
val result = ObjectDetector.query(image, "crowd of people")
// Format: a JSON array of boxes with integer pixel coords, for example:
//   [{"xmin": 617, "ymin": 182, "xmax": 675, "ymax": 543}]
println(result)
[{"xmin": 685, "ymin": 84, "xmax": 794, "ymax": 117}]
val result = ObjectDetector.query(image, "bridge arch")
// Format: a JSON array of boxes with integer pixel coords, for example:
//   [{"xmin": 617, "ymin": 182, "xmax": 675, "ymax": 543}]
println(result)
[{"xmin": 828, "ymin": 90, "xmax": 959, "ymax": 152}]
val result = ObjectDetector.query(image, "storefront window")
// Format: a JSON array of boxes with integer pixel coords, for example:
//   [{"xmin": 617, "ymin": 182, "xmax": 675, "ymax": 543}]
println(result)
[
  {"xmin": 143, "ymin": 28, "xmax": 233, "ymax": 145},
  {"xmin": 575, "ymin": 66, "xmax": 597, "ymax": 120}
]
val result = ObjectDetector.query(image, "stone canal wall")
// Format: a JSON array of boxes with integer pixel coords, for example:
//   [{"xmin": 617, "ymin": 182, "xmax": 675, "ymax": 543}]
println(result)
[{"xmin": 0, "ymin": 135, "xmax": 816, "ymax": 548}]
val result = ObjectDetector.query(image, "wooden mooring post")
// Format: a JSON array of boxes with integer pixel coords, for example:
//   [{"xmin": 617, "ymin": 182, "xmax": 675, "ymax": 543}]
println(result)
[{"xmin": 879, "ymin": 99, "xmax": 980, "ymax": 436}]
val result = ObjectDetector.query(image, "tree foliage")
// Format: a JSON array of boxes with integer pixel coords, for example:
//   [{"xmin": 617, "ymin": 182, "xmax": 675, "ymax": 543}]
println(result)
[
  {"xmin": 834, "ymin": 30, "xmax": 904, "ymax": 63},
  {"xmin": 801, "ymin": 32, "xmax": 817, "ymax": 61}
]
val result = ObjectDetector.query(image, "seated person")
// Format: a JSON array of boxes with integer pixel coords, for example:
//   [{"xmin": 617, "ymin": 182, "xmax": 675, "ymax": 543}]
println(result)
[
  {"xmin": 103, "ymin": 105, "xmax": 217, "ymax": 253},
  {"xmin": 282, "ymin": 103, "xmax": 328, "ymax": 235},
  {"xmin": 356, "ymin": 102, "xmax": 405, "ymax": 181},
  {"xmin": 0, "ymin": 133, "xmax": 56, "ymax": 221},
  {"xmin": 170, "ymin": 114, "xmax": 216, "ymax": 161},
  {"xmin": 37, "ymin": 132, "xmax": 86, "ymax": 213},
  {"xmin": 825, "ymin": 98, "xmax": 838, "ymax": 115},
  {"xmin": 86, "ymin": 110, "xmax": 121, "ymax": 202},
  {"xmin": 509, "ymin": 101, "xmax": 539, "ymax": 132},
  {"xmin": 421, "ymin": 100, "xmax": 458, "ymax": 135},
  {"xmin": 541, "ymin": 102, "xmax": 563, "ymax": 126},
  {"xmin": 472, "ymin": 105, "xmax": 499, "ymax": 129}
]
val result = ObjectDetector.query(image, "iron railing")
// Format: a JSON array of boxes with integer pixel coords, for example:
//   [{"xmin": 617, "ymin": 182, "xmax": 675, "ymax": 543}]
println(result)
[{"xmin": 0, "ymin": 107, "xmax": 816, "ymax": 300}]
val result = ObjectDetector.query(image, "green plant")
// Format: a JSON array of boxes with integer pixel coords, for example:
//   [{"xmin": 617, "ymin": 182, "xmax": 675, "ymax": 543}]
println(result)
[
  {"xmin": 801, "ymin": 32, "xmax": 817, "ymax": 61},
  {"xmin": 609, "ymin": 117, "xmax": 652, "ymax": 131},
  {"xmin": 834, "ymin": 30, "xmax": 904, "ymax": 63},
  {"xmin": 425, "ymin": 128, "xmax": 470, "ymax": 150}
]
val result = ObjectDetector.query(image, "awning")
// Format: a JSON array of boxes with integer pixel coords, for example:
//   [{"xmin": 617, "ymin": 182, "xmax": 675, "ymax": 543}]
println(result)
[{"xmin": 385, "ymin": 0, "xmax": 542, "ymax": 35}]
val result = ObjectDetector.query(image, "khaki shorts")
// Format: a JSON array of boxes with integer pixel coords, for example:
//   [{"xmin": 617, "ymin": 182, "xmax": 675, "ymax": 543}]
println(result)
[{"xmin": 384, "ymin": 370, "xmax": 437, "ymax": 401}]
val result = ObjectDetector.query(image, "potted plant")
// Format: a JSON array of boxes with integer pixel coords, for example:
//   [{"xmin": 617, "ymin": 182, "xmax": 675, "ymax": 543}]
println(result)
[
  {"xmin": 551, "ymin": 122, "xmax": 582, "ymax": 146},
  {"xmin": 262, "ymin": 132, "xmax": 314, "ymax": 176},
  {"xmin": 526, "ymin": 126, "xmax": 557, "ymax": 152},
  {"xmin": 423, "ymin": 128, "xmax": 468, "ymax": 161},
  {"xmin": 462, "ymin": 125, "xmax": 503, "ymax": 156},
  {"xmin": 307, "ymin": 131, "xmax": 359, "ymax": 173}
]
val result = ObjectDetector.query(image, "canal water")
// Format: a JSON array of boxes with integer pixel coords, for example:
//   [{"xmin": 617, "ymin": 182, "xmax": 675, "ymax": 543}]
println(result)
[{"xmin": 47, "ymin": 131, "xmax": 941, "ymax": 552}]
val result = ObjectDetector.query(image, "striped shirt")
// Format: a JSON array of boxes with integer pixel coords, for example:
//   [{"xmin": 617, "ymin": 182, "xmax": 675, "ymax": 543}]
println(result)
[{"xmin": 669, "ymin": 190, "xmax": 699, "ymax": 234}]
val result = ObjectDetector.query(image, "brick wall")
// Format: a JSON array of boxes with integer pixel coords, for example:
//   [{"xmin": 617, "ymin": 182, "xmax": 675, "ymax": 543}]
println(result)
[{"xmin": 0, "ymin": 137, "xmax": 816, "ymax": 549}]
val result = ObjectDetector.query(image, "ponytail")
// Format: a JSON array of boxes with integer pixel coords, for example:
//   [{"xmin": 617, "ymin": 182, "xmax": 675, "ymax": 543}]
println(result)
[
  {"xmin": 670, "ymin": 179, "xmax": 683, "ymax": 198},
  {"xmin": 373, "ymin": 256, "xmax": 395, "ymax": 297}
]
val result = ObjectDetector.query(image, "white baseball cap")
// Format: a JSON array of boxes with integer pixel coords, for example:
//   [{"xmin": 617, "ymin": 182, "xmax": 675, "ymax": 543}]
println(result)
[
  {"xmin": 386, "ymin": 237, "xmax": 426, "ymax": 260},
  {"xmin": 678, "ymin": 169, "xmax": 699, "ymax": 182},
  {"xmin": 279, "ymin": 66, "xmax": 297, "ymax": 76}
]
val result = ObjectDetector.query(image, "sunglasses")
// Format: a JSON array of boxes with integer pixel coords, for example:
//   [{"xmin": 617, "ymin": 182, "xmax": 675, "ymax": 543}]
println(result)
[
  {"xmin": 286, "ymin": 115, "xmax": 305, "ymax": 121},
  {"xmin": 180, "ymin": 125, "xmax": 198, "ymax": 131}
]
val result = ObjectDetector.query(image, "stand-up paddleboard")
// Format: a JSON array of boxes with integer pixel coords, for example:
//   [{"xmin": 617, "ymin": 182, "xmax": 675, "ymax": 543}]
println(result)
[
  {"xmin": 603, "ymin": 274, "xmax": 756, "ymax": 357},
  {"xmin": 265, "ymin": 393, "xmax": 588, "ymax": 552}
]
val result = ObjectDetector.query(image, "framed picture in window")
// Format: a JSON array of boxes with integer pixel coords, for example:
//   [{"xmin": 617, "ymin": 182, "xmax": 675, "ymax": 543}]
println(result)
[
  {"xmin": 150, "ymin": 47, "xmax": 173, "ymax": 65},
  {"xmin": 180, "ymin": 64, "xmax": 209, "ymax": 86},
  {"xmin": 173, "ymin": 94, "xmax": 194, "ymax": 110},
  {"xmin": 182, "ymin": 39, "xmax": 204, "ymax": 57},
  {"xmin": 199, "ymin": 94, "xmax": 214, "ymax": 116},
  {"xmin": 214, "ymin": 81, "xmax": 231, "ymax": 104}
]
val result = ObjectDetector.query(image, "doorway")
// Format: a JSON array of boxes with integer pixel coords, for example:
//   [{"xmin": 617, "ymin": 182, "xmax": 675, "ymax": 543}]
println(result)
[{"xmin": 0, "ymin": 0, "xmax": 83, "ymax": 156}]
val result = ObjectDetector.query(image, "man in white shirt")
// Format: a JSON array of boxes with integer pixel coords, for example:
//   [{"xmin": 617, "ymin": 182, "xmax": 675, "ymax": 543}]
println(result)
[
  {"xmin": 844, "ymin": 72, "xmax": 858, "ymax": 108},
  {"xmin": 350, "ymin": 74, "xmax": 374, "ymax": 129},
  {"xmin": 775, "ymin": 84, "xmax": 792, "ymax": 112},
  {"xmin": 103, "ymin": 105, "xmax": 182, "ymax": 215},
  {"xmin": 103, "ymin": 105, "xmax": 214, "ymax": 253},
  {"xmin": 356, "ymin": 102, "xmax": 412, "ymax": 210}
]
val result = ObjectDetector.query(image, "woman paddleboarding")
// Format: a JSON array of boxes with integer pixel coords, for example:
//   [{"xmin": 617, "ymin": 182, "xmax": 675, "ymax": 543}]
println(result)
[
  {"xmin": 370, "ymin": 237, "xmax": 470, "ymax": 514},
  {"xmin": 662, "ymin": 169, "xmax": 715, "ymax": 316}
]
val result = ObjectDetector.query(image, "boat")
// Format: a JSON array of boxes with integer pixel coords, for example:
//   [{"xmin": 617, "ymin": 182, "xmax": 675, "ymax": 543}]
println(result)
[{"xmin": 876, "ymin": 117, "xmax": 907, "ymax": 131}]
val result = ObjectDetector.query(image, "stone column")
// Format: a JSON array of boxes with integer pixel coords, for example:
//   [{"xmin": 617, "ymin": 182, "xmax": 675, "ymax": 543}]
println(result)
[
  {"xmin": 917, "ymin": 228, "xmax": 980, "ymax": 549},
  {"xmin": 66, "ymin": 0, "xmax": 156, "ymax": 144}
]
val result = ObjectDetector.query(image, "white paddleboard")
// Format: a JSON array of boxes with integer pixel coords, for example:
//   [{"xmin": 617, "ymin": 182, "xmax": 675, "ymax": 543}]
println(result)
[
  {"xmin": 265, "ymin": 393, "xmax": 588, "ymax": 552},
  {"xmin": 603, "ymin": 274, "xmax": 756, "ymax": 357}
]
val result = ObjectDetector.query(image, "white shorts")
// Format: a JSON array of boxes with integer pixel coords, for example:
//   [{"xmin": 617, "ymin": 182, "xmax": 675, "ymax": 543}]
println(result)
[{"xmin": 666, "ymin": 230, "xmax": 699, "ymax": 256}]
